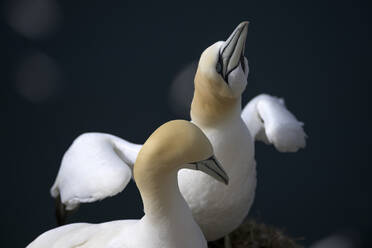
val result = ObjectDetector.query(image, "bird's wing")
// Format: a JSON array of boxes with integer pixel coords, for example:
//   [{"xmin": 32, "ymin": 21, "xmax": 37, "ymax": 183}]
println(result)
[
  {"xmin": 26, "ymin": 223, "xmax": 90, "ymax": 248},
  {"xmin": 242, "ymin": 94, "xmax": 307, "ymax": 152},
  {"xmin": 50, "ymin": 133, "xmax": 142, "ymax": 211}
]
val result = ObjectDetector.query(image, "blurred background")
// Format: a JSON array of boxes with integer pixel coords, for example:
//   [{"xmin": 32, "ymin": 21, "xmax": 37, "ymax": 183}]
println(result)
[{"xmin": 1, "ymin": 0, "xmax": 371, "ymax": 247}]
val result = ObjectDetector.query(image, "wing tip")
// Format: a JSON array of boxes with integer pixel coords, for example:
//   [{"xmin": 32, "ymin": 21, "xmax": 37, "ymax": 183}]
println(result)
[
  {"xmin": 267, "ymin": 122, "xmax": 307, "ymax": 153},
  {"xmin": 55, "ymin": 195, "xmax": 80, "ymax": 226},
  {"xmin": 55, "ymin": 195, "xmax": 67, "ymax": 226}
]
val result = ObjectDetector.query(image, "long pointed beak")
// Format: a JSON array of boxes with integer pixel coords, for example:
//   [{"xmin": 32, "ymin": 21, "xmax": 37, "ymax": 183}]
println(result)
[
  {"xmin": 192, "ymin": 155, "xmax": 229, "ymax": 185},
  {"xmin": 219, "ymin": 21, "xmax": 249, "ymax": 81}
]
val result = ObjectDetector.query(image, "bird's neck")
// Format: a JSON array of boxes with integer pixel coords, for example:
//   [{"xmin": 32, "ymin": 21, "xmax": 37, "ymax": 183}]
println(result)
[
  {"xmin": 137, "ymin": 169, "xmax": 204, "ymax": 247},
  {"xmin": 136, "ymin": 169, "xmax": 191, "ymax": 221},
  {"xmin": 191, "ymin": 80, "xmax": 241, "ymax": 127}
]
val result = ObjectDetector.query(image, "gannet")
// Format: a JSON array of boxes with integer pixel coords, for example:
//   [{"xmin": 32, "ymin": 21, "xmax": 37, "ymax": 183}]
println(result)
[
  {"xmin": 180, "ymin": 22, "xmax": 306, "ymax": 241},
  {"xmin": 50, "ymin": 21, "xmax": 306, "ymax": 242},
  {"xmin": 27, "ymin": 120, "xmax": 228, "ymax": 248}
]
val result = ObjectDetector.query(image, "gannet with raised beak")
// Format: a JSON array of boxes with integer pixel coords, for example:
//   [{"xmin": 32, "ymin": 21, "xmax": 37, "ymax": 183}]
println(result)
[
  {"xmin": 50, "ymin": 21, "xmax": 306, "ymax": 242},
  {"xmin": 27, "ymin": 120, "xmax": 228, "ymax": 248},
  {"xmin": 180, "ymin": 21, "xmax": 306, "ymax": 241}
]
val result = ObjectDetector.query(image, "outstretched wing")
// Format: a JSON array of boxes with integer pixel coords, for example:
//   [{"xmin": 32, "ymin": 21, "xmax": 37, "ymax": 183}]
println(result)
[
  {"xmin": 242, "ymin": 94, "xmax": 307, "ymax": 152},
  {"xmin": 50, "ymin": 133, "xmax": 142, "ymax": 212}
]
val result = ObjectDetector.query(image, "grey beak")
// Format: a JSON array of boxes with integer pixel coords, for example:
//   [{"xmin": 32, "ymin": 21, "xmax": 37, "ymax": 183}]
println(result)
[
  {"xmin": 192, "ymin": 155, "xmax": 229, "ymax": 185},
  {"xmin": 219, "ymin": 21, "xmax": 249, "ymax": 81}
]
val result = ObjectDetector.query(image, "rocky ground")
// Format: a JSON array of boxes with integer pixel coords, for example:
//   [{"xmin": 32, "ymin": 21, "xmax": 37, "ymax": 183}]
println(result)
[{"xmin": 208, "ymin": 220, "xmax": 303, "ymax": 248}]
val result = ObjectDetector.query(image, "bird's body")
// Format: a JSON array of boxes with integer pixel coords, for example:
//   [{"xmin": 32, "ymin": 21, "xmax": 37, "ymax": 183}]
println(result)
[
  {"xmin": 179, "ymin": 111, "xmax": 255, "ymax": 240},
  {"xmin": 28, "ymin": 206, "xmax": 206, "ymax": 248},
  {"xmin": 27, "ymin": 120, "xmax": 229, "ymax": 248},
  {"xmin": 28, "ymin": 203, "xmax": 205, "ymax": 248},
  {"xmin": 27, "ymin": 221, "xmax": 133, "ymax": 248}
]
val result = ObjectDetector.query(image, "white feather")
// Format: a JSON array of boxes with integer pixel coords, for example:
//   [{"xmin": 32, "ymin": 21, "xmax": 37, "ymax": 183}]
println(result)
[{"xmin": 50, "ymin": 133, "xmax": 141, "ymax": 210}]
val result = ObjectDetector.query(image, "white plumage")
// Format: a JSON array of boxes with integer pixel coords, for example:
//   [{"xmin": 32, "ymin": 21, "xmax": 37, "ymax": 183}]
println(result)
[
  {"xmin": 51, "ymin": 133, "xmax": 141, "ymax": 210},
  {"xmin": 242, "ymin": 94, "xmax": 306, "ymax": 152}
]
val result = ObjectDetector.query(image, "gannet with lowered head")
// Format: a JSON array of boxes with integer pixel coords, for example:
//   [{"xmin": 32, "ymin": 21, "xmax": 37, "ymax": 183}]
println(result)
[
  {"xmin": 27, "ymin": 120, "xmax": 228, "ymax": 248},
  {"xmin": 49, "ymin": 21, "xmax": 306, "ymax": 242}
]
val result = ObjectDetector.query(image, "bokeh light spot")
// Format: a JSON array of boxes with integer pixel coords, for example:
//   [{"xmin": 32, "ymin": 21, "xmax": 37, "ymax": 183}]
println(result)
[
  {"xmin": 168, "ymin": 61, "xmax": 198, "ymax": 118},
  {"xmin": 5, "ymin": 0, "xmax": 62, "ymax": 39},
  {"xmin": 13, "ymin": 51, "xmax": 63, "ymax": 103}
]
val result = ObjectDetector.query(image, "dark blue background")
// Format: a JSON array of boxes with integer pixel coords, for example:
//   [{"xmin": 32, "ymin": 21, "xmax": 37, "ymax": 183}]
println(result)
[{"xmin": 1, "ymin": 1, "xmax": 371, "ymax": 247}]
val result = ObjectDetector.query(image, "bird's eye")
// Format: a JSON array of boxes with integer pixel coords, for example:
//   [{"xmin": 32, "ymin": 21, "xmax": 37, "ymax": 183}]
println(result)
[{"xmin": 216, "ymin": 59, "xmax": 222, "ymax": 74}]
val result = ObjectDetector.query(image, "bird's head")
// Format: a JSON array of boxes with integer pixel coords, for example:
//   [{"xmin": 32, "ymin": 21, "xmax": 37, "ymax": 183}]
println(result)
[
  {"xmin": 134, "ymin": 120, "xmax": 228, "ymax": 187},
  {"xmin": 196, "ymin": 21, "xmax": 249, "ymax": 99},
  {"xmin": 191, "ymin": 22, "xmax": 249, "ymax": 125}
]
